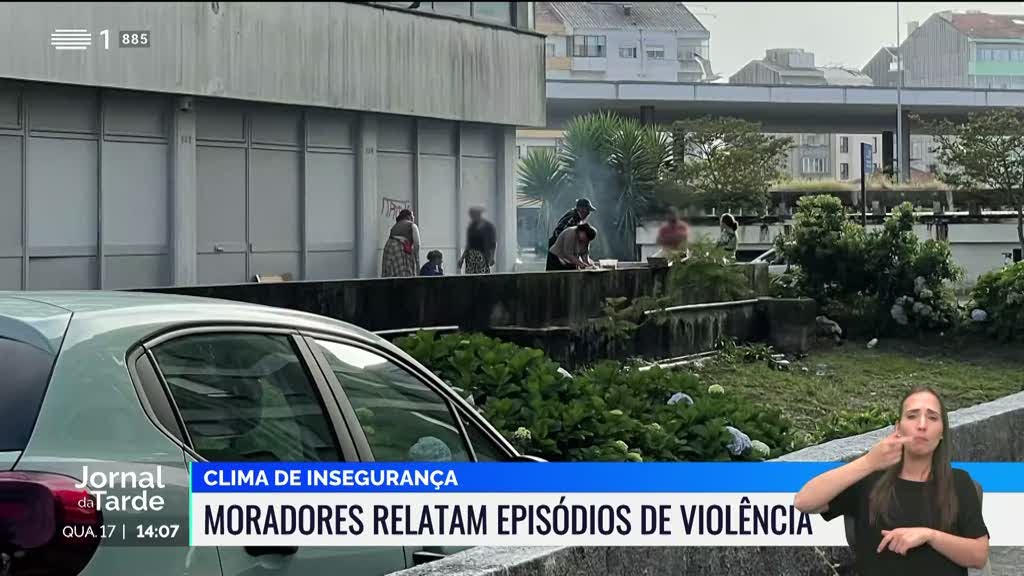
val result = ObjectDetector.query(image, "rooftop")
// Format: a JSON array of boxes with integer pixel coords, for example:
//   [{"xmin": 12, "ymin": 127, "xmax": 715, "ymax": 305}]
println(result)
[
  {"xmin": 544, "ymin": 2, "xmax": 707, "ymax": 33},
  {"xmin": 946, "ymin": 11, "xmax": 1024, "ymax": 39}
]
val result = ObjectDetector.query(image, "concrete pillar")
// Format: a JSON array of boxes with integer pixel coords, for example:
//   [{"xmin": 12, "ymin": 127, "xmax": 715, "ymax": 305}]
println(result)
[
  {"xmin": 899, "ymin": 119, "xmax": 911, "ymax": 183},
  {"xmin": 356, "ymin": 114, "xmax": 380, "ymax": 278},
  {"xmin": 495, "ymin": 125, "xmax": 518, "ymax": 273},
  {"xmin": 171, "ymin": 97, "xmax": 197, "ymax": 286},
  {"xmin": 882, "ymin": 131, "xmax": 894, "ymax": 177},
  {"xmin": 640, "ymin": 105, "xmax": 655, "ymax": 126}
]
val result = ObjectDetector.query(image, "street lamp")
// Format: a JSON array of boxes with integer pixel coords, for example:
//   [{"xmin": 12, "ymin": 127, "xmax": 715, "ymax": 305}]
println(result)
[{"xmin": 896, "ymin": 1, "xmax": 903, "ymax": 184}]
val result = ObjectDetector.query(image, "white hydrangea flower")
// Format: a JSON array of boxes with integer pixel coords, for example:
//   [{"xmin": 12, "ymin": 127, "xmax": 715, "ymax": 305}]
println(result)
[
  {"xmin": 751, "ymin": 440, "xmax": 771, "ymax": 459},
  {"xmin": 725, "ymin": 426, "xmax": 752, "ymax": 456}
]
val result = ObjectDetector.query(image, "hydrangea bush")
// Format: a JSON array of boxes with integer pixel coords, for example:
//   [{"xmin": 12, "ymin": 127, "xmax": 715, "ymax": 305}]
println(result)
[
  {"xmin": 776, "ymin": 197, "xmax": 963, "ymax": 336},
  {"xmin": 970, "ymin": 262, "xmax": 1024, "ymax": 341},
  {"xmin": 395, "ymin": 331, "xmax": 797, "ymax": 462}
]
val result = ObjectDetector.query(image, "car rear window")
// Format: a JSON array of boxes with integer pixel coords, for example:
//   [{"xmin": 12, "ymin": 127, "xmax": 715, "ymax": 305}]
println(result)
[{"xmin": 0, "ymin": 338, "xmax": 57, "ymax": 451}]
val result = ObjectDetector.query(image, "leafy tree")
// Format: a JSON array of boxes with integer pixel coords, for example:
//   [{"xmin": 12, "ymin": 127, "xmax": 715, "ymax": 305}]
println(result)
[
  {"xmin": 670, "ymin": 117, "xmax": 792, "ymax": 215},
  {"xmin": 928, "ymin": 109, "xmax": 1024, "ymax": 254},
  {"xmin": 518, "ymin": 148, "xmax": 568, "ymax": 250}
]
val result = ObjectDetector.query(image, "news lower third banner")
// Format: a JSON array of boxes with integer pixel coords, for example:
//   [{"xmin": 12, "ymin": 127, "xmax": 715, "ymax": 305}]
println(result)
[{"xmin": 189, "ymin": 462, "xmax": 1023, "ymax": 547}]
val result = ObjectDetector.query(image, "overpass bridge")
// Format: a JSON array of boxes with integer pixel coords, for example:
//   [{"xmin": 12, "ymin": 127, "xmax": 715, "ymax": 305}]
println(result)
[{"xmin": 545, "ymin": 80, "xmax": 1024, "ymax": 178}]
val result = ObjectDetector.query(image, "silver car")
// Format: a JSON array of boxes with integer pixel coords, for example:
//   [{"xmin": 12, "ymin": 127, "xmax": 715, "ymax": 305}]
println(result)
[{"xmin": 0, "ymin": 291, "xmax": 522, "ymax": 576}]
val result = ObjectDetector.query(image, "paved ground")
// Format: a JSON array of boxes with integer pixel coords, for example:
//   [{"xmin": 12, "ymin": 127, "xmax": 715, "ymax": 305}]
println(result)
[{"xmin": 970, "ymin": 547, "xmax": 1023, "ymax": 576}]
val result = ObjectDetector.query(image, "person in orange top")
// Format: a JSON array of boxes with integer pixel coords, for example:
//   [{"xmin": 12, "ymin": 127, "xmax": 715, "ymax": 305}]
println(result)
[{"xmin": 653, "ymin": 207, "xmax": 689, "ymax": 261}]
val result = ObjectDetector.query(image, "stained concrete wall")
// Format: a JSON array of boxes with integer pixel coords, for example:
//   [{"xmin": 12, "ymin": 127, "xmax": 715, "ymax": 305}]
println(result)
[
  {"xmin": 140, "ymin": 268, "xmax": 668, "ymax": 332},
  {"xmin": 0, "ymin": 2, "xmax": 545, "ymax": 127},
  {"xmin": 139, "ymin": 264, "xmax": 770, "ymax": 334},
  {"xmin": 489, "ymin": 299, "xmax": 765, "ymax": 370},
  {"xmin": 392, "ymin": 390, "xmax": 1024, "ymax": 576}
]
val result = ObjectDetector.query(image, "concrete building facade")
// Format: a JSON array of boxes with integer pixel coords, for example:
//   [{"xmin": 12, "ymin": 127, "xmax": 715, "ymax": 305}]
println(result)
[
  {"xmin": 731, "ymin": 49, "xmax": 875, "ymax": 183},
  {"xmin": 536, "ymin": 2, "xmax": 714, "ymax": 83},
  {"xmin": 0, "ymin": 2, "xmax": 544, "ymax": 290},
  {"xmin": 862, "ymin": 11, "xmax": 1024, "ymax": 177}
]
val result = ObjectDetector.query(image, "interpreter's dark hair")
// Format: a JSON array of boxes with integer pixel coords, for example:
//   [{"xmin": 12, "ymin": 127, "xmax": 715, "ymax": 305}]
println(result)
[
  {"xmin": 868, "ymin": 385, "xmax": 957, "ymax": 531},
  {"xmin": 720, "ymin": 213, "xmax": 738, "ymax": 231},
  {"xmin": 577, "ymin": 223, "xmax": 597, "ymax": 242},
  {"xmin": 427, "ymin": 250, "xmax": 442, "ymax": 261},
  {"xmin": 396, "ymin": 209, "xmax": 413, "ymax": 223}
]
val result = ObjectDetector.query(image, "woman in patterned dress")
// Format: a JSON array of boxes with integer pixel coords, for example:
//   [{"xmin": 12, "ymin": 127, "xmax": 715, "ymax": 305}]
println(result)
[
  {"xmin": 381, "ymin": 209, "xmax": 420, "ymax": 277},
  {"xmin": 458, "ymin": 207, "xmax": 497, "ymax": 275}
]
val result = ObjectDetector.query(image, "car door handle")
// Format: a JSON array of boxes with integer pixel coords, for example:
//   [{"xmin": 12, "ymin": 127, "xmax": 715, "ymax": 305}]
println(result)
[
  {"xmin": 413, "ymin": 550, "xmax": 447, "ymax": 565},
  {"xmin": 245, "ymin": 546, "xmax": 299, "ymax": 557}
]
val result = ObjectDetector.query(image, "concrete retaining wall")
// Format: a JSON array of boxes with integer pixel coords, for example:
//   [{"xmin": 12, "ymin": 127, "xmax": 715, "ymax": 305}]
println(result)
[
  {"xmin": 489, "ymin": 299, "xmax": 764, "ymax": 370},
  {"xmin": 139, "ymin": 264, "xmax": 769, "ymax": 334},
  {"xmin": 392, "ymin": 390, "xmax": 1024, "ymax": 576}
]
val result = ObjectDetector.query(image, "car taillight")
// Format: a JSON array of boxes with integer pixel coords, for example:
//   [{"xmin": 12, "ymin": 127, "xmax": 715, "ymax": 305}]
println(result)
[{"xmin": 0, "ymin": 471, "xmax": 103, "ymax": 576}]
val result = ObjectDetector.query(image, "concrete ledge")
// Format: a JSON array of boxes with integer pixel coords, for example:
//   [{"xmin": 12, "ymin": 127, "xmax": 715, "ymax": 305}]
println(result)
[
  {"xmin": 397, "ymin": 545, "xmax": 852, "ymax": 576},
  {"xmin": 776, "ymin": 389, "xmax": 1024, "ymax": 462},
  {"xmin": 392, "ymin": 391, "xmax": 1024, "ymax": 576}
]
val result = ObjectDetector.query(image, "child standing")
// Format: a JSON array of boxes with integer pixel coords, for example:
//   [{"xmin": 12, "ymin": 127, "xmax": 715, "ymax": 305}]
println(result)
[{"xmin": 420, "ymin": 250, "xmax": 444, "ymax": 276}]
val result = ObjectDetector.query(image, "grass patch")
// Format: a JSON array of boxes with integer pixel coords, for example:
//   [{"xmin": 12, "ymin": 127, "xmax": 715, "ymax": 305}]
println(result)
[{"xmin": 696, "ymin": 338, "xmax": 1024, "ymax": 446}]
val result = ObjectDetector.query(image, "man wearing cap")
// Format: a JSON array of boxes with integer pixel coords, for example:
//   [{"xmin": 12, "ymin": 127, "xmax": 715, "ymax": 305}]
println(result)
[{"xmin": 546, "ymin": 198, "xmax": 596, "ymax": 271}]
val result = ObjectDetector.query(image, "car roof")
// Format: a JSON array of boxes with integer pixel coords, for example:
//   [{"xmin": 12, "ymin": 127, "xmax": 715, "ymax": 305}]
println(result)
[{"xmin": 0, "ymin": 291, "xmax": 383, "ymax": 349}]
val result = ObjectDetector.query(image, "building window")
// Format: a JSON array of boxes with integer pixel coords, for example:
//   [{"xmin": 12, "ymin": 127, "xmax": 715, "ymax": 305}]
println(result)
[
  {"xmin": 840, "ymin": 137, "xmax": 849, "ymax": 153},
  {"xmin": 572, "ymin": 35, "xmax": 606, "ymax": 58},
  {"xmin": 430, "ymin": 2, "xmax": 471, "ymax": 18},
  {"xmin": 978, "ymin": 48, "xmax": 993, "ymax": 61},
  {"xmin": 620, "ymin": 46, "xmax": 638, "ymax": 59},
  {"xmin": 840, "ymin": 163, "xmax": 850, "ymax": 180},
  {"xmin": 471, "ymin": 1, "xmax": 512, "ymax": 25},
  {"xmin": 801, "ymin": 157, "xmax": 828, "ymax": 174},
  {"xmin": 546, "ymin": 43, "xmax": 555, "ymax": 57},
  {"xmin": 646, "ymin": 45, "xmax": 665, "ymax": 60}
]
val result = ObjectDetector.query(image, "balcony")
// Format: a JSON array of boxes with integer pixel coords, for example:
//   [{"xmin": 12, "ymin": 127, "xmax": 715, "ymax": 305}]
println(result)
[{"xmin": 572, "ymin": 57, "xmax": 608, "ymax": 72}]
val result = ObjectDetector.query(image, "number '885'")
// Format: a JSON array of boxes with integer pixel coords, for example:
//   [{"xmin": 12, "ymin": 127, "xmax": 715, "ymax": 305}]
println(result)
[{"xmin": 121, "ymin": 32, "xmax": 149, "ymax": 46}]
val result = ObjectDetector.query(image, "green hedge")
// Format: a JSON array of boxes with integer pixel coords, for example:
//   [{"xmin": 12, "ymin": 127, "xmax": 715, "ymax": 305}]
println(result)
[
  {"xmin": 971, "ymin": 262, "xmax": 1024, "ymax": 341},
  {"xmin": 396, "ymin": 331, "xmax": 796, "ymax": 462}
]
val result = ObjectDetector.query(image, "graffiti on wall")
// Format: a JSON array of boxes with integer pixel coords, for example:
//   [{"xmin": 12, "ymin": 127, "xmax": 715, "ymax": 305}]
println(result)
[{"xmin": 381, "ymin": 197, "xmax": 412, "ymax": 220}]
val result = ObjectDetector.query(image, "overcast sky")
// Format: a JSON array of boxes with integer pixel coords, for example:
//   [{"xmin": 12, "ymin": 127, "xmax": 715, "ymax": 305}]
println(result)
[{"xmin": 691, "ymin": 2, "xmax": 1024, "ymax": 78}]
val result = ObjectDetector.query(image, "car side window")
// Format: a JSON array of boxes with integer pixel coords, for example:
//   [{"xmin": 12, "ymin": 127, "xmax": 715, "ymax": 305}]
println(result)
[
  {"xmin": 150, "ymin": 332, "xmax": 341, "ymax": 462},
  {"xmin": 311, "ymin": 339, "xmax": 471, "ymax": 462},
  {"xmin": 461, "ymin": 416, "xmax": 512, "ymax": 462}
]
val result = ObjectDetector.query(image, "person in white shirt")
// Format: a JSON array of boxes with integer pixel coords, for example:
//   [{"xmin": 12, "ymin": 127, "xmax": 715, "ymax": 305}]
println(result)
[{"xmin": 548, "ymin": 223, "xmax": 598, "ymax": 271}]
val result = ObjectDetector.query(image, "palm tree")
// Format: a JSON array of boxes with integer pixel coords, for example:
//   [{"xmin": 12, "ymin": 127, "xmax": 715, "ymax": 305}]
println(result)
[
  {"xmin": 561, "ymin": 112, "xmax": 619, "ymax": 259},
  {"xmin": 610, "ymin": 119, "xmax": 669, "ymax": 260},
  {"xmin": 518, "ymin": 148, "xmax": 568, "ymax": 249},
  {"xmin": 530, "ymin": 111, "xmax": 672, "ymax": 261}
]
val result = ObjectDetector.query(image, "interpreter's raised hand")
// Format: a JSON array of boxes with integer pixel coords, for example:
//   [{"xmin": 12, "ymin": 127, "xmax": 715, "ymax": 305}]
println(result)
[
  {"xmin": 878, "ymin": 527, "xmax": 933, "ymax": 556},
  {"xmin": 864, "ymin": 430, "xmax": 910, "ymax": 471}
]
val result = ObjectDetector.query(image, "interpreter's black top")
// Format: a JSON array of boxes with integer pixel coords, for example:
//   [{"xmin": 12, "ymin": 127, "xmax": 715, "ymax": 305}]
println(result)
[{"xmin": 822, "ymin": 469, "xmax": 988, "ymax": 576}]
